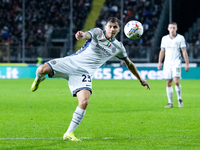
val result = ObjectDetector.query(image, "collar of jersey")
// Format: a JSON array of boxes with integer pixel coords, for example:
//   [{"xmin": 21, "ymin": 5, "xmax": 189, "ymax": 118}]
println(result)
[
  {"xmin": 168, "ymin": 33, "xmax": 178, "ymax": 39},
  {"xmin": 103, "ymin": 30, "xmax": 116, "ymax": 42}
]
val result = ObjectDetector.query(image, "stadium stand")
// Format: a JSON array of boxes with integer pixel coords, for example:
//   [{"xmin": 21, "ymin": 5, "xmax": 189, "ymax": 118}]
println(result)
[
  {"xmin": 95, "ymin": 0, "xmax": 164, "ymax": 62},
  {"xmin": 184, "ymin": 18, "xmax": 200, "ymax": 61},
  {"xmin": 0, "ymin": 0, "xmax": 93, "ymax": 62},
  {"xmin": 1, "ymin": 0, "xmax": 200, "ymax": 64},
  {"xmin": 0, "ymin": 0, "xmax": 92, "ymax": 46}
]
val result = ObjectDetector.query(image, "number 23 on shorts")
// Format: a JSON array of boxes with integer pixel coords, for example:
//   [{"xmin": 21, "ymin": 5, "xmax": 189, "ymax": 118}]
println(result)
[{"xmin": 82, "ymin": 74, "xmax": 91, "ymax": 82}]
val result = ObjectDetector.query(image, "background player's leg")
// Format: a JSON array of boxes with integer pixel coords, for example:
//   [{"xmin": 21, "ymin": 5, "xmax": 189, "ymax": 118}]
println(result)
[
  {"xmin": 165, "ymin": 80, "xmax": 173, "ymax": 108},
  {"xmin": 174, "ymin": 78, "xmax": 181, "ymax": 100},
  {"xmin": 174, "ymin": 78, "xmax": 183, "ymax": 107}
]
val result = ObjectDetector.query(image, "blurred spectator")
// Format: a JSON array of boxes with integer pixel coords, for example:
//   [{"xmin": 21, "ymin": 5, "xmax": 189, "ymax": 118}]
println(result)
[
  {"xmin": 186, "ymin": 27, "xmax": 200, "ymax": 59},
  {"xmin": 0, "ymin": 0, "xmax": 93, "ymax": 48},
  {"xmin": 194, "ymin": 36, "xmax": 200, "ymax": 58}
]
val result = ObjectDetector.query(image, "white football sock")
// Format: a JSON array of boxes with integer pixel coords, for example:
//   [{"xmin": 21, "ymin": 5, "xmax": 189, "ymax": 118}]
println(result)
[
  {"xmin": 175, "ymin": 84, "xmax": 182, "ymax": 100},
  {"xmin": 66, "ymin": 106, "xmax": 86, "ymax": 133},
  {"xmin": 166, "ymin": 86, "xmax": 173, "ymax": 104},
  {"xmin": 35, "ymin": 70, "xmax": 45, "ymax": 81}
]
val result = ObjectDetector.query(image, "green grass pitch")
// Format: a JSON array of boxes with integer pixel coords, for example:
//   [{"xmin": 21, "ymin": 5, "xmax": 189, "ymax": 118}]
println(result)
[{"xmin": 0, "ymin": 79, "xmax": 200, "ymax": 149}]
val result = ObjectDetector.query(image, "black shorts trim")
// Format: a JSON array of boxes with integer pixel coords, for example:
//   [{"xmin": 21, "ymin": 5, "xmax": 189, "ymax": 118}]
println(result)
[
  {"xmin": 45, "ymin": 62, "xmax": 54, "ymax": 78},
  {"xmin": 72, "ymin": 87, "xmax": 92, "ymax": 97}
]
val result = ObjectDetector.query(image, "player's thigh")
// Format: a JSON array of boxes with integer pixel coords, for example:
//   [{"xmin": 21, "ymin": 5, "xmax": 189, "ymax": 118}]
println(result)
[
  {"xmin": 68, "ymin": 73, "xmax": 92, "ymax": 97},
  {"xmin": 46, "ymin": 57, "xmax": 74, "ymax": 79}
]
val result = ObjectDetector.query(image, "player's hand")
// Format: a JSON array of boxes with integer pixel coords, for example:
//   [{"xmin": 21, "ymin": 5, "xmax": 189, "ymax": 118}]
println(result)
[
  {"xmin": 75, "ymin": 31, "xmax": 85, "ymax": 40},
  {"xmin": 157, "ymin": 63, "xmax": 162, "ymax": 70},
  {"xmin": 140, "ymin": 79, "xmax": 150, "ymax": 90},
  {"xmin": 185, "ymin": 64, "xmax": 190, "ymax": 72}
]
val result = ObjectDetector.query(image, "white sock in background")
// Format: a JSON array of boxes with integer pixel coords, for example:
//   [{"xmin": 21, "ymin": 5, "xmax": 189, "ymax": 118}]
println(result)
[
  {"xmin": 66, "ymin": 106, "xmax": 86, "ymax": 133},
  {"xmin": 166, "ymin": 86, "xmax": 173, "ymax": 104},
  {"xmin": 175, "ymin": 84, "xmax": 182, "ymax": 100}
]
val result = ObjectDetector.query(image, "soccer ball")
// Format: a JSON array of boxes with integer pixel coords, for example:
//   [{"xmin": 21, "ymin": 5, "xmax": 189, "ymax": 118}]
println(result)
[{"xmin": 124, "ymin": 20, "xmax": 144, "ymax": 40}]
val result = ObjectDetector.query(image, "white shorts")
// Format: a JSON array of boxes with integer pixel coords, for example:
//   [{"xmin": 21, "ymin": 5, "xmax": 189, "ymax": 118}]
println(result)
[
  {"xmin": 163, "ymin": 66, "xmax": 181, "ymax": 80},
  {"xmin": 46, "ymin": 57, "xmax": 92, "ymax": 97}
]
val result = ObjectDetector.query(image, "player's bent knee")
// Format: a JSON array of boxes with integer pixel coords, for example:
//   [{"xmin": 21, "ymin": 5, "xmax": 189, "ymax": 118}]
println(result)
[
  {"xmin": 79, "ymin": 99, "xmax": 89, "ymax": 106},
  {"xmin": 78, "ymin": 99, "xmax": 89, "ymax": 110},
  {"xmin": 37, "ymin": 64, "xmax": 51, "ymax": 74}
]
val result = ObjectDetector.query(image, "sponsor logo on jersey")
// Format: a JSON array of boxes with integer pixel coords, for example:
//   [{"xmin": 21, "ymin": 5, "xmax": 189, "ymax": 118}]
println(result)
[
  {"xmin": 96, "ymin": 44, "xmax": 111, "ymax": 56},
  {"xmin": 99, "ymin": 39, "xmax": 107, "ymax": 42}
]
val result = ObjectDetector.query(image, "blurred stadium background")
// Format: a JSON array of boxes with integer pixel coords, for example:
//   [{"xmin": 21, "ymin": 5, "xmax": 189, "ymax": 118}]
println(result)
[{"xmin": 0, "ymin": 0, "xmax": 200, "ymax": 68}]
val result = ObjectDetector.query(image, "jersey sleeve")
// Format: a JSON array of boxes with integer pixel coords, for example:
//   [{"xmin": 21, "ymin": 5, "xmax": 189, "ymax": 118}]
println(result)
[
  {"xmin": 116, "ymin": 42, "xmax": 128, "ymax": 60},
  {"xmin": 160, "ymin": 36, "xmax": 165, "ymax": 49},
  {"xmin": 180, "ymin": 35, "xmax": 186, "ymax": 49},
  {"xmin": 87, "ymin": 28, "xmax": 102, "ymax": 40}
]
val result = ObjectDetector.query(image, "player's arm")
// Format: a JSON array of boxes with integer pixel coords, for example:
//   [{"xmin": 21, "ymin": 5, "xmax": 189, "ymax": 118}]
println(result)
[
  {"xmin": 124, "ymin": 57, "xmax": 150, "ymax": 90},
  {"xmin": 157, "ymin": 48, "xmax": 165, "ymax": 70},
  {"xmin": 75, "ymin": 31, "xmax": 91, "ymax": 40},
  {"xmin": 181, "ymin": 48, "xmax": 190, "ymax": 71}
]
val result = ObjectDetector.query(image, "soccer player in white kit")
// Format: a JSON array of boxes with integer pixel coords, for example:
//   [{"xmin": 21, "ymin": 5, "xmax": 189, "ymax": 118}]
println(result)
[
  {"xmin": 31, "ymin": 17, "xmax": 150, "ymax": 141},
  {"xmin": 158, "ymin": 22, "xmax": 189, "ymax": 108}
]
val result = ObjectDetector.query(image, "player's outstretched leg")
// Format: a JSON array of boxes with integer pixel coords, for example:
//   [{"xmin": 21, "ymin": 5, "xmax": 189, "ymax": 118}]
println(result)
[
  {"xmin": 31, "ymin": 64, "xmax": 51, "ymax": 92},
  {"xmin": 63, "ymin": 132, "xmax": 81, "ymax": 142},
  {"xmin": 31, "ymin": 76, "xmax": 46, "ymax": 92}
]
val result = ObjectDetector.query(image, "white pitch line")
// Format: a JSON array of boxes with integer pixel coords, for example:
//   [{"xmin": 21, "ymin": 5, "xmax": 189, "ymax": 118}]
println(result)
[
  {"xmin": 0, "ymin": 136, "xmax": 198, "ymax": 141},
  {"xmin": 0, "ymin": 137, "xmax": 61, "ymax": 140}
]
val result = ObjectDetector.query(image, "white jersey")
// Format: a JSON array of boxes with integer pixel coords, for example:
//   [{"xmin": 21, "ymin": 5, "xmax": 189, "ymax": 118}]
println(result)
[
  {"xmin": 69, "ymin": 28, "xmax": 127, "ymax": 74},
  {"xmin": 161, "ymin": 34, "xmax": 186, "ymax": 68}
]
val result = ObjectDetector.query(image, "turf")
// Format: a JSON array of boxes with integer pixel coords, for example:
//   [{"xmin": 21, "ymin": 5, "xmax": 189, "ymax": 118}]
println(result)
[{"xmin": 0, "ymin": 79, "xmax": 200, "ymax": 149}]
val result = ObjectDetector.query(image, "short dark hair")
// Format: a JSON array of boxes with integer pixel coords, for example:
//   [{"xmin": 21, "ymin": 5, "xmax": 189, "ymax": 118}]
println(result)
[
  {"xmin": 106, "ymin": 17, "xmax": 121, "ymax": 27},
  {"xmin": 169, "ymin": 22, "xmax": 177, "ymax": 26}
]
